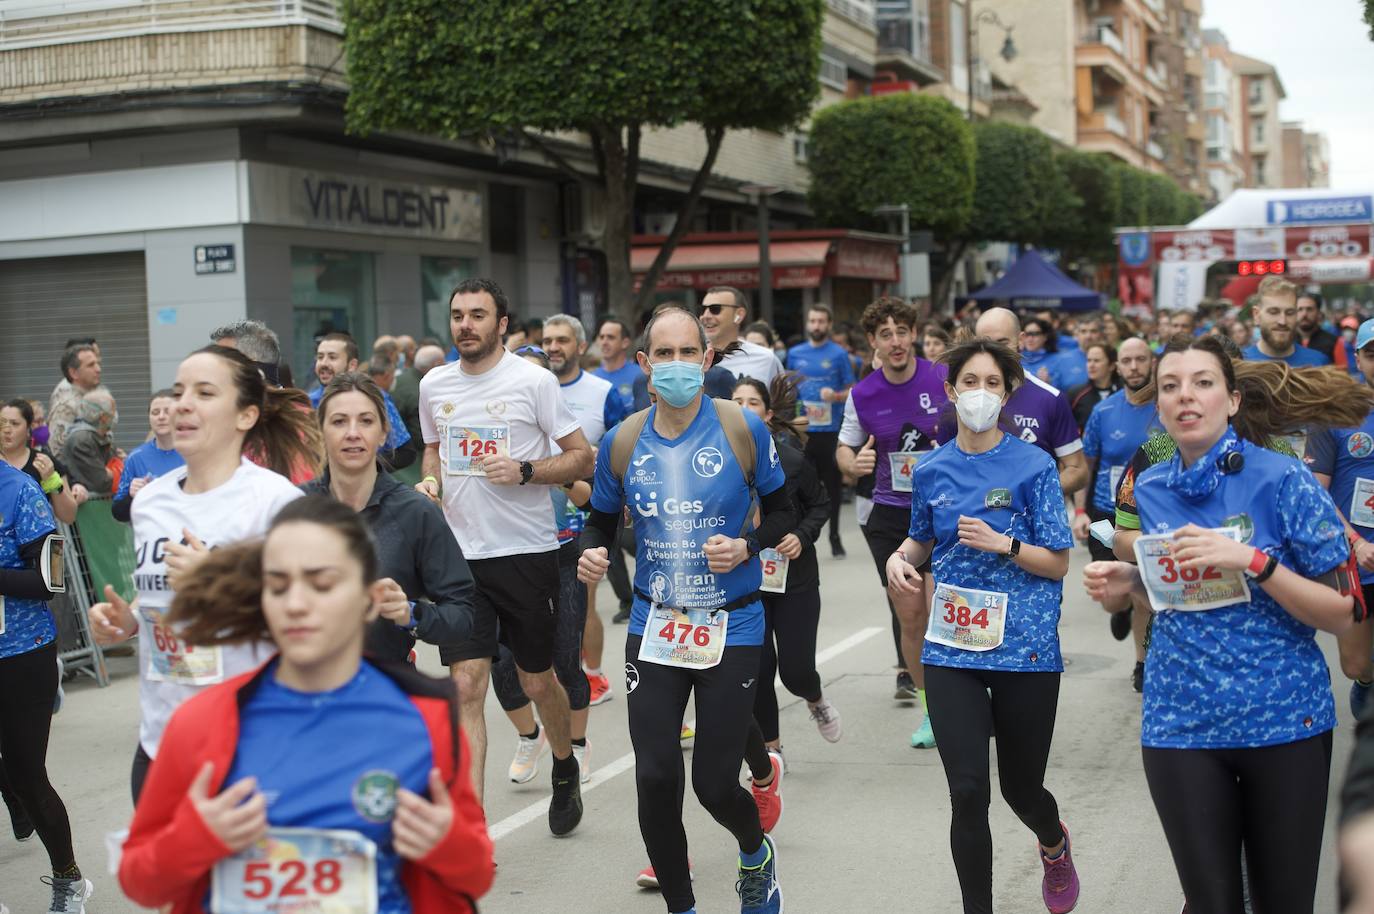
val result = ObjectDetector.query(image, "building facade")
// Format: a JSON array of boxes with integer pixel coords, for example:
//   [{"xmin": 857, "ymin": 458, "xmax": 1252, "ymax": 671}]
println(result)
[
  {"xmin": 1232, "ymin": 53, "xmax": 1286, "ymax": 189},
  {"xmin": 1201, "ymin": 29, "xmax": 1245, "ymax": 202}
]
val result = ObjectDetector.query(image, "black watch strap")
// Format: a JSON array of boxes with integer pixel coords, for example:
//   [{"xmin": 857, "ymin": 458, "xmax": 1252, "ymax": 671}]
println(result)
[
  {"xmin": 518, "ymin": 460, "xmax": 534, "ymax": 485},
  {"xmin": 745, "ymin": 534, "xmax": 762, "ymax": 557},
  {"xmin": 1007, "ymin": 537, "xmax": 1022, "ymax": 558}
]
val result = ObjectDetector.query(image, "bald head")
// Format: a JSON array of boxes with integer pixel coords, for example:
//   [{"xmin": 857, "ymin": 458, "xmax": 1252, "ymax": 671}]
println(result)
[
  {"xmin": 645, "ymin": 308, "xmax": 708, "ymax": 353},
  {"xmin": 975, "ymin": 308, "xmax": 1020, "ymax": 349},
  {"xmin": 413, "ymin": 344, "xmax": 446, "ymax": 375},
  {"xmin": 1116, "ymin": 336, "xmax": 1154, "ymax": 391}
]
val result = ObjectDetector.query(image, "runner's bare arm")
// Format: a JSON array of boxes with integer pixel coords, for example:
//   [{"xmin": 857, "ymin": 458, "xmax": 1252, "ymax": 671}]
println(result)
[
  {"xmin": 535, "ymin": 428, "xmax": 595, "ymax": 484},
  {"xmin": 1056, "ymin": 450, "xmax": 1089, "ymax": 496}
]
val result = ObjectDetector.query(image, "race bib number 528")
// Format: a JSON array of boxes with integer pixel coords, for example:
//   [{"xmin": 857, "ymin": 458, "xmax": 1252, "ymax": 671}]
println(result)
[{"xmin": 211, "ymin": 828, "xmax": 377, "ymax": 914}]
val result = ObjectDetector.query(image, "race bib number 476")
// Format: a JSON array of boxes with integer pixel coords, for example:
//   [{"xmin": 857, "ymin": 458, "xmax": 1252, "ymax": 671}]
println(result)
[{"xmin": 211, "ymin": 828, "xmax": 377, "ymax": 914}]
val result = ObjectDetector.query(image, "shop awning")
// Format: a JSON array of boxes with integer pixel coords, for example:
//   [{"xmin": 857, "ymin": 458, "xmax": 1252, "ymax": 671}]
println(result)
[{"xmin": 632, "ymin": 240, "xmax": 833, "ymax": 291}]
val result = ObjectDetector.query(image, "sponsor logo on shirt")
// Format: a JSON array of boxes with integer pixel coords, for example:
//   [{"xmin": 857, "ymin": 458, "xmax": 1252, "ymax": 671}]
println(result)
[
  {"xmin": 633, "ymin": 454, "xmax": 655, "ymax": 467},
  {"xmin": 985, "ymin": 488, "xmax": 1012, "ymax": 509},
  {"xmin": 931, "ymin": 493, "xmax": 954, "ymax": 508},
  {"xmin": 1110, "ymin": 429, "xmax": 1127, "ymax": 440},
  {"xmin": 649, "ymin": 571, "xmax": 672, "ymax": 603},
  {"xmin": 1222, "ymin": 513, "xmax": 1254, "ymax": 544},
  {"xmin": 485, "ymin": 399, "xmax": 507, "ymax": 417},
  {"xmin": 440, "ymin": 401, "xmax": 455, "ymax": 416},
  {"xmin": 625, "ymin": 662, "xmax": 640, "ymax": 693},
  {"xmin": 693, "ymin": 447, "xmax": 725, "ymax": 478},
  {"xmin": 352, "ymin": 770, "xmax": 400, "ymax": 823},
  {"xmin": 1349, "ymin": 432, "xmax": 1374, "ymax": 458}
]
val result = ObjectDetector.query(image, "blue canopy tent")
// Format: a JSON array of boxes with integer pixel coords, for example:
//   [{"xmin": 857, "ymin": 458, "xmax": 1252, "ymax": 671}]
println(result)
[{"xmin": 966, "ymin": 250, "xmax": 1102, "ymax": 312}]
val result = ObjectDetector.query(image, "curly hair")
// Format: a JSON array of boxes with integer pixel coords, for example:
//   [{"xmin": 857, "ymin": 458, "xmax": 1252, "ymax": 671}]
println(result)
[{"xmin": 860, "ymin": 296, "xmax": 918, "ymax": 337}]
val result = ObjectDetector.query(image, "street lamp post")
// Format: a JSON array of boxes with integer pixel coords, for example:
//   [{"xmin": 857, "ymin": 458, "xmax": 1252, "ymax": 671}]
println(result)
[
  {"xmin": 965, "ymin": 4, "xmax": 1018, "ymax": 121},
  {"xmin": 742, "ymin": 183, "xmax": 782, "ymax": 327}
]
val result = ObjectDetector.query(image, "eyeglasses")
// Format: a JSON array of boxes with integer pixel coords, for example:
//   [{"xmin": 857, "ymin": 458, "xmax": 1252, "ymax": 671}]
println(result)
[
  {"xmin": 1022, "ymin": 330, "xmax": 1046, "ymax": 338},
  {"xmin": 698, "ymin": 303, "xmax": 738, "ymax": 316},
  {"xmin": 513, "ymin": 345, "xmax": 547, "ymax": 357}
]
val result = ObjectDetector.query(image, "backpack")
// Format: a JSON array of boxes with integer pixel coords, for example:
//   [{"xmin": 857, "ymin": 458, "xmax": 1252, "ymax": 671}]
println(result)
[{"xmin": 610, "ymin": 398, "xmax": 757, "ymax": 487}]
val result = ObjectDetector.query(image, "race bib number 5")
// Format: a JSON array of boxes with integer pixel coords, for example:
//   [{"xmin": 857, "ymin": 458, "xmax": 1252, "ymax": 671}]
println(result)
[
  {"xmin": 445, "ymin": 424, "xmax": 510, "ymax": 476},
  {"xmin": 211, "ymin": 828, "xmax": 377, "ymax": 914},
  {"xmin": 926, "ymin": 583, "xmax": 1007, "ymax": 652},
  {"xmin": 1132, "ymin": 528, "xmax": 1249, "ymax": 613},
  {"xmin": 638, "ymin": 607, "xmax": 728, "ymax": 670},
  {"xmin": 760, "ymin": 548, "xmax": 789, "ymax": 594}
]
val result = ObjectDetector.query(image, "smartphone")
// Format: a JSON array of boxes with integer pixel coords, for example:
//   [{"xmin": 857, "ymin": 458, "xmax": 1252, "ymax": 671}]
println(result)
[{"xmin": 1089, "ymin": 520, "xmax": 1116, "ymax": 549}]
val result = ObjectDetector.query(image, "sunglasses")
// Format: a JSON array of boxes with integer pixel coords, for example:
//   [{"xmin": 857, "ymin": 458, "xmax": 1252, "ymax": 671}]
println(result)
[
  {"xmin": 513, "ymin": 345, "xmax": 548, "ymax": 357},
  {"xmin": 697, "ymin": 303, "xmax": 738, "ymax": 316}
]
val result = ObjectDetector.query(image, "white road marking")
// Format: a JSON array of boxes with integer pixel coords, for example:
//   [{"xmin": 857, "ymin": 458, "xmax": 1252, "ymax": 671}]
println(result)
[{"xmin": 487, "ymin": 626, "xmax": 884, "ymax": 841}]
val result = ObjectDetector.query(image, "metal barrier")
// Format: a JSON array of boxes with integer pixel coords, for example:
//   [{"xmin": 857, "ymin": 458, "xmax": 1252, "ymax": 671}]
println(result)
[{"xmin": 55, "ymin": 496, "xmax": 137, "ymax": 687}]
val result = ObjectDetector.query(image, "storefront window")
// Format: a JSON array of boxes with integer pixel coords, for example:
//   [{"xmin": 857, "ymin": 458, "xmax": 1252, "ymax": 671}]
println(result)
[
  {"xmin": 421, "ymin": 256, "xmax": 477, "ymax": 346},
  {"xmin": 291, "ymin": 248, "xmax": 376, "ymax": 388}
]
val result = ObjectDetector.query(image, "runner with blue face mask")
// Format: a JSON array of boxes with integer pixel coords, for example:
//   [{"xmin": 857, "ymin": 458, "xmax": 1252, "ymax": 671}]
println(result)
[
  {"xmin": 578, "ymin": 307, "xmax": 795, "ymax": 914},
  {"xmin": 1085, "ymin": 335, "xmax": 1361, "ymax": 914},
  {"xmin": 885, "ymin": 337, "xmax": 1079, "ymax": 914}
]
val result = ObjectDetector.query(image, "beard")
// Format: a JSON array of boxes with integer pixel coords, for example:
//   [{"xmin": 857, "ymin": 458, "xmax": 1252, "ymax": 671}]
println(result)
[
  {"xmin": 457, "ymin": 327, "xmax": 502, "ymax": 361},
  {"xmin": 808, "ymin": 328, "xmax": 828, "ymax": 343},
  {"xmin": 1260, "ymin": 326, "xmax": 1293, "ymax": 351}
]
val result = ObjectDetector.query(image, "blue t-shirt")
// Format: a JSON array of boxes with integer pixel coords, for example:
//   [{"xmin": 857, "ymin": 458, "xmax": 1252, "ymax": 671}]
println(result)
[
  {"xmin": 1052, "ymin": 347, "xmax": 1088, "ymax": 391},
  {"xmin": 591, "ymin": 399, "xmax": 785, "ymax": 646},
  {"xmin": 224, "ymin": 660, "xmax": 434, "ymax": 914},
  {"xmin": 114, "ymin": 441, "xmax": 185, "ymax": 503},
  {"xmin": 310, "ymin": 387, "xmax": 412, "ymax": 452},
  {"xmin": 907, "ymin": 435, "xmax": 1073, "ymax": 673},
  {"xmin": 1307, "ymin": 413, "xmax": 1374, "ymax": 584},
  {"xmin": 1082, "ymin": 391, "xmax": 1161, "ymax": 515},
  {"xmin": 1020, "ymin": 349, "xmax": 1061, "ymax": 388},
  {"xmin": 0, "ymin": 463, "xmax": 58, "ymax": 660},
  {"xmin": 593, "ymin": 361, "xmax": 642, "ymax": 414},
  {"xmin": 1242, "ymin": 343, "xmax": 1331, "ymax": 367},
  {"xmin": 1133, "ymin": 432, "xmax": 1348, "ymax": 749},
  {"xmin": 784, "ymin": 340, "xmax": 856, "ymax": 433}
]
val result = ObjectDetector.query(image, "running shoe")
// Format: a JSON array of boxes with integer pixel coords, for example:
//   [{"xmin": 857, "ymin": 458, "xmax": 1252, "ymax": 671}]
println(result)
[
  {"xmin": 53, "ymin": 656, "xmax": 65, "ymax": 715},
  {"xmin": 736, "ymin": 835, "xmax": 782, "ymax": 914},
  {"xmin": 894, "ymin": 670, "xmax": 918, "ymax": 701},
  {"xmin": 1040, "ymin": 821, "xmax": 1080, "ymax": 913},
  {"xmin": 587, "ymin": 672, "xmax": 613, "ymax": 706},
  {"xmin": 680, "ymin": 723, "xmax": 696, "ymax": 742},
  {"xmin": 751, "ymin": 751, "xmax": 784, "ymax": 834},
  {"xmin": 1352, "ymin": 679, "xmax": 1373, "ymax": 720},
  {"xmin": 830, "ymin": 538, "xmax": 846, "ymax": 559},
  {"xmin": 548, "ymin": 760, "xmax": 583, "ymax": 837},
  {"xmin": 808, "ymin": 698, "xmax": 843, "ymax": 743},
  {"xmin": 1131, "ymin": 662, "xmax": 1145, "ymax": 694},
  {"xmin": 572, "ymin": 739, "xmax": 591, "ymax": 784},
  {"xmin": 1109, "ymin": 609, "xmax": 1132, "ymax": 642},
  {"xmin": 635, "ymin": 860, "xmax": 694, "ymax": 889},
  {"xmin": 42, "ymin": 875, "xmax": 92, "ymax": 914},
  {"xmin": 910, "ymin": 716, "xmax": 936, "ymax": 749},
  {"xmin": 3, "ymin": 790, "xmax": 33, "ymax": 842},
  {"xmin": 613, "ymin": 604, "xmax": 632, "ymax": 624},
  {"xmin": 508, "ymin": 727, "xmax": 547, "ymax": 784}
]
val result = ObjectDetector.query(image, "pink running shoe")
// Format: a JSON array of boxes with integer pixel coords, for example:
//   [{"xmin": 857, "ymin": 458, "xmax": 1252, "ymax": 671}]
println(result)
[{"xmin": 1040, "ymin": 821, "xmax": 1080, "ymax": 913}]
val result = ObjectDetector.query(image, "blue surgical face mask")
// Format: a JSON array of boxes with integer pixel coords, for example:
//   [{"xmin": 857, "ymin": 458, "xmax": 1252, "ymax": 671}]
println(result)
[{"xmin": 651, "ymin": 359, "xmax": 706, "ymax": 408}]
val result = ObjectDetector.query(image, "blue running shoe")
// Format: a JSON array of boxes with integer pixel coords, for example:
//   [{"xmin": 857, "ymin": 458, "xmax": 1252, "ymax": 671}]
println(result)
[
  {"xmin": 737, "ymin": 835, "xmax": 782, "ymax": 914},
  {"xmin": 1352, "ymin": 679, "xmax": 1373, "ymax": 720},
  {"xmin": 910, "ymin": 716, "xmax": 936, "ymax": 749}
]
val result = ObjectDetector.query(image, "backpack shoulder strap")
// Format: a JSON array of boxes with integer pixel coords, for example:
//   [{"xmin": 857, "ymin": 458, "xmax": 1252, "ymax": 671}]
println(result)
[
  {"xmin": 711, "ymin": 398, "xmax": 757, "ymax": 488},
  {"xmin": 609, "ymin": 408, "xmax": 653, "ymax": 482}
]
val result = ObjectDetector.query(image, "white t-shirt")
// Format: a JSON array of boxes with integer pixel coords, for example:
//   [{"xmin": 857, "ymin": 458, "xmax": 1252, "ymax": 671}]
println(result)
[
  {"xmin": 130, "ymin": 458, "xmax": 302, "ymax": 756},
  {"xmin": 719, "ymin": 339, "xmax": 784, "ymax": 385},
  {"xmin": 559, "ymin": 369, "xmax": 618, "ymax": 447},
  {"xmin": 419, "ymin": 350, "xmax": 581, "ymax": 559}
]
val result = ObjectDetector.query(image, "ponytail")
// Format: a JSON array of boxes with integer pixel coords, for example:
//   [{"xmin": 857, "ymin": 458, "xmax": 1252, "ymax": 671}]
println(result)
[
  {"xmin": 193, "ymin": 346, "xmax": 322, "ymax": 480},
  {"xmin": 165, "ymin": 540, "xmax": 267, "ymax": 645}
]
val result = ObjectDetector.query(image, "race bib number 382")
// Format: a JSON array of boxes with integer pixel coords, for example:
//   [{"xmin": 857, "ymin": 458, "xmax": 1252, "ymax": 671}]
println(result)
[
  {"xmin": 211, "ymin": 828, "xmax": 378, "ymax": 914},
  {"xmin": 1132, "ymin": 528, "xmax": 1249, "ymax": 613},
  {"xmin": 445, "ymin": 424, "xmax": 510, "ymax": 476}
]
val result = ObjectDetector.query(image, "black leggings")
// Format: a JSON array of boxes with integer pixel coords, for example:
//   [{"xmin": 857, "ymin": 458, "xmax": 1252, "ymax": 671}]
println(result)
[
  {"xmin": 491, "ymin": 544, "xmax": 590, "ymax": 712},
  {"xmin": 754, "ymin": 588, "xmax": 823, "ymax": 743},
  {"xmin": 0, "ymin": 641, "xmax": 76, "ymax": 872},
  {"xmin": 1142, "ymin": 732, "xmax": 1332, "ymax": 914},
  {"xmin": 861, "ymin": 501, "xmax": 917, "ymax": 667},
  {"xmin": 626, "ymin": 636, "xmax": 763, "ymax": 914},
  {"xmin": 804, "ymin": 430, "xmax": 843, "ymax": 543},
  {"xmin": 925, "ymin": 664, "xmax": 1064, "ymax": 914}
]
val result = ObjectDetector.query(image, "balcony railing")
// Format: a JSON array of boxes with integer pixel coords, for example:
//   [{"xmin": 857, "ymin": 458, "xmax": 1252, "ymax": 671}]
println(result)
[
  {"xmin": 0, "ymin": 0, "xmax": 342, "ymax": 50},
  {"xmin": 827, "ymin": 0, "xmax": 876, "ymax": 29},
  {"xmin": 1103, "ymin": 112, "xmax": 1128, "ymax": 137},
  {"xmin": 1146, "ymin": 63, "xmax": 1168, "ymax": 91},
  {"xmin": 1147, "ymin": 140, "xmax": 1165, "ymax": 160},
  {"xmin": 1085, "ymin": 23, "xmax": 1124, "ymax": 55},
  {"xmin": 1141, "ymin": 0, "xmax": 1166, "ymax": 19}
]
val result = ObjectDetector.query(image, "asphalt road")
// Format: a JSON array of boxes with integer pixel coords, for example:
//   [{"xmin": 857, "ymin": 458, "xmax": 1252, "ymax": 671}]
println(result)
[{"xmin": 1, "ymin": 511, "xmax": 1349, "ymax": 913}]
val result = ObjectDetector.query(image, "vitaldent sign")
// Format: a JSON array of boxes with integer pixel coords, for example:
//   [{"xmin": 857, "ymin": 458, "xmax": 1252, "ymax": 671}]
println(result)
[
  {"xmin": 247, "ymin": 163, "xmax": 483, "ymax": 242},
  {"xmin": 1267, "ymin": 196, "xmax": 1372, "ymax": 225}
]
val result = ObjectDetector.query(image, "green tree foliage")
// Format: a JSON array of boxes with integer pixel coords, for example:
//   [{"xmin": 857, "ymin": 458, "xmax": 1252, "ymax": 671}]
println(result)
[
  {"xmin": 340, "ymin": 0, "xmax": 824, "ymax": 321},
  {"xmin": 968, "ymin": 122, "xmax": 1073, "ymax": 245},
  {"xmin": 806, "ymin": 94, "xmax": 975, "ymax": 238},
  {"xmin": 1051, "ymin": 150, "xmax": 1121, "ymax": 259},
  {"xmin": 1366, "ymin": 0, "xmax": 1374, "ymax": 39},
  {"xmin": 1114, "ymin": 163, "xmax": 1150, "ymax": 227},
  {"xmin": 1145, "ymin": 172, "xmax": 1184, "ymax": 227}
]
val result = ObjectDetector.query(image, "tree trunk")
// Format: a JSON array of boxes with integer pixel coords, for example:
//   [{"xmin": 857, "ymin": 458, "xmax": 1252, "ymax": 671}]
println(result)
[{"xmin": 598, "ymin": 125, "xmax": 638, "ymax": 327}]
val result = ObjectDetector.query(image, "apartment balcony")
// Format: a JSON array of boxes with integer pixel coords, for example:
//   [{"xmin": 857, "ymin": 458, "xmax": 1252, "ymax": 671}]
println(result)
[
  {"xmin": 1139, "ymin": 0, "xmax": 1166, "ymax": 32},
  {"xmin": 827, "ymin": 0, "xmax": 876, "ymax": 31},
  {"xmin": 1077, "ymin": 25, "xmax": 1130, "ymax": 85},
  {"xmin": 1146, "ymin": 62, "xmax": 1168, "ymax": 92},
  {"xmin": 1079, "ymin": 108, "xmax": 1142, "ymax": 165},
  {"xmin": 1147, "ymin": 139, "xmax": 1165, "ymax": 160},
  {"xmin": 1, "ymin": 0, "xmax": 346, "ymax": 105}
]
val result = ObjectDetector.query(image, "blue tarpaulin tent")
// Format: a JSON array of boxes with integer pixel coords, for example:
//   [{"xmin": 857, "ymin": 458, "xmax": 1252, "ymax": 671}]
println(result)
[{"xmin": 967, "ymin": 250, "xmax": 1102, "ymax": 312}]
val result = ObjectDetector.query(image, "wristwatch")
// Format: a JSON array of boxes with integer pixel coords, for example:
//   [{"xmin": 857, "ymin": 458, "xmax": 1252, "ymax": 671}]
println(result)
[
  {"xmin": 744, "ymin": 533, "xmax": 762, "ymax": 557},
  {"xmin": 1006, "ymin": 537, "xmax": 1022, "ymax": 558},
  {"xmin": 518, "ymin": 460, "xmax": 534, "ymax": 485},
  {"xmin": 1245, "ymin": 548, "xmax": 1278, "ymax": 582}
]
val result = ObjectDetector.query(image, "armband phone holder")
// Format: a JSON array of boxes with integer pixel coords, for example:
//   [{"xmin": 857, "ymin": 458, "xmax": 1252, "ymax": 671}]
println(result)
[{"xmin": 41, "ymin": 534, "xmax": 66, "ymax": 594}]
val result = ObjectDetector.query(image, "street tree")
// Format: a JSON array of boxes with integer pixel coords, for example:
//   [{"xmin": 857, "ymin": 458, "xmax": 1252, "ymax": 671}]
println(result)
[
  {"xmin": 340, "ymin": 0, "xmax": 823, "ymax": 323},
  {"xmin": 806, "ymin": 93, "xmax": 975, "ymax": 237},
  {"xmin": 1051, "ymin": 149, "xmax": 1121, "ymax": 261}
]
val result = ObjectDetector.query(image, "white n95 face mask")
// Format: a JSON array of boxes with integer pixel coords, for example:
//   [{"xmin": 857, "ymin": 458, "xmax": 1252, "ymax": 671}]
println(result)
[{"xmin": 955, "ymin": 389, "xmax": 1003, "ymax": 433}]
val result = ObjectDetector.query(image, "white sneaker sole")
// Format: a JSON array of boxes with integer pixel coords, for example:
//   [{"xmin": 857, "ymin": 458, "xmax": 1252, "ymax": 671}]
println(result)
[{"xmin": 509, "ymin": 739, "xmax": 549, "ymax": 784}]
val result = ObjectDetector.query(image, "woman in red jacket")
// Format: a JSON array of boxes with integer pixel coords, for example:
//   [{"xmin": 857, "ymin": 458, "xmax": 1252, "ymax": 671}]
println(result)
[{"xmin": 116, "ymin": 495, "xmax": 493, "ymax": 914}]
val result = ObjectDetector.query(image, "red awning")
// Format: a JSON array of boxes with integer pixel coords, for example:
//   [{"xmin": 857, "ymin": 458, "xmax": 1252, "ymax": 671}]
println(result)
[{"xmin": 632, "ymin": 240, "xmax": 832, "ymax": 291}]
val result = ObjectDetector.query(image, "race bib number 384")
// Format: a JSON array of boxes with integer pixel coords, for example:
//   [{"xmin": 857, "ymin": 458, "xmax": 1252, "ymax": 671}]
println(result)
[
  {"xmin": 211, "ymin": 828, "xmax": 377, "ymax": 914},
  {"xmin": 925, "ymin": 582, "xmax": 1007, "ymax": 652}
]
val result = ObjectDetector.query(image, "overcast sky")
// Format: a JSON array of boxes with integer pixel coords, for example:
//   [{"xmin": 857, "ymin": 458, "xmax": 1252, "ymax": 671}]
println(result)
[{"xmin": 1200, "ymin": 0, "xmax": 1374, "ymax": 189}]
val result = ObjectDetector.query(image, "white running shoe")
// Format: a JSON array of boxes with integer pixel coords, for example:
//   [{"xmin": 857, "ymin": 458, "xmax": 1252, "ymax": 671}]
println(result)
[
  {"xmin": 53, "ymin": 656, "xmax": 65, "ymax": 715},
  {"xmin": 808, "ymin": 698, "xmax": 842, "ymax": 743},
  {"xmin": 572, "ymin": 739, "xmax": 591, "ymax": 784},
  {"xmin": 43, "ymin": 876, "xmax": 92, "ymax": 914},
  {"xmin": 508, "ymin": 728, "xmax": 547, "ymax": 784}
]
